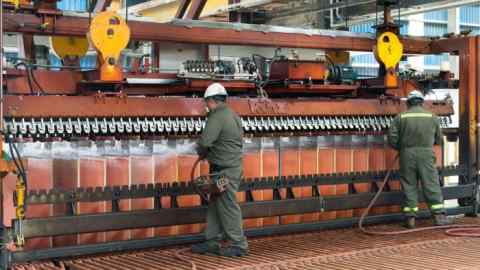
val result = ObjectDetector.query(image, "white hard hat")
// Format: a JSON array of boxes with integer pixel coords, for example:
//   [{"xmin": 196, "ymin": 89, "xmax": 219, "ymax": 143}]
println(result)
[
  {"xmin": 204, "ymin": 83, "xmax": 228, "ymax": 99},
  {"xmin": 440, "ymin": 61, "xmax": 451, "ymax": 72},
  {"xmin": 407, "ymin": 90, "xmax": 424, "ymax": 101}
]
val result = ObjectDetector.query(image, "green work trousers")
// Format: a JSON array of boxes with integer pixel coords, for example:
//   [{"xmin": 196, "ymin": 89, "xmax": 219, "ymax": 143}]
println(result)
[
  {"xmin": 399, "ymin": 147, "xmax": 445, "ymax": 217},
  {"xmin": 205, "ymin": 165, "xmax": 248, "ymax": 250}
]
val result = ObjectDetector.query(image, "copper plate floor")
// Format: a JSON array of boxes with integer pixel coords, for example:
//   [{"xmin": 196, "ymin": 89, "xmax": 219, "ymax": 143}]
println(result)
[{"xmin": 12, "ymin": 217, "xmax": 480, "ymax": 270}]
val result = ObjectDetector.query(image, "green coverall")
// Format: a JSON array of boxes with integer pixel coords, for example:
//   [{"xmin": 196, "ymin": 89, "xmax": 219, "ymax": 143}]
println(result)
[
  {"xmin": 197, "ymin": 102, "xmax": 248, "ymax": 250},
  {"xmin": 387, "ymin": 105, "xmax": 445, "ymax": 217}
]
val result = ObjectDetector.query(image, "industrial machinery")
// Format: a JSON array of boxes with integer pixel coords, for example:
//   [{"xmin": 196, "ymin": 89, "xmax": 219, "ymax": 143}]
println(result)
[{"xmin": 0, "ymin": 0, "xmax": 478, "ymax": 268}]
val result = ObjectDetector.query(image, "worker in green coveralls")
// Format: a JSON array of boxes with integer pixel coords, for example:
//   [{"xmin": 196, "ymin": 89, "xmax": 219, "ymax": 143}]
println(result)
[
  {"xmin": 388, "ymin": 90, "xmax": 453, "ymax": 229},
  {"xmin": 191, "ymin": 83, "xmax": 248, "ymax": 257}
]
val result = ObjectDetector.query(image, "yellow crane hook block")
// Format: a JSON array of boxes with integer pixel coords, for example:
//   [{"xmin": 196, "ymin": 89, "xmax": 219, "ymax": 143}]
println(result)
[
  {"xmin": 376, "ymin": 32, "xmax": 403, "ymax": 69},
  {"xmin": 88, "ymin": 11, "xmax": 131, "ymax": 81},
  {"xmin": 375, "ymin": 31, "xmax": 403, "ymax": 89}
]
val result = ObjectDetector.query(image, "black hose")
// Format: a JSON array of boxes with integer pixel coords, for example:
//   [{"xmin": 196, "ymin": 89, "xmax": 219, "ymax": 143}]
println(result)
[
  {"xmin": 359, "ymin": 155, "xmax": 480, "ymax": 236},
  {"xmin": 28, "ymin": 67, "xmax": 45, "ymax": 95},
  {"xmin": 14, "ymin": 62, "xmax": 35, "ymax": 95},
  {"xmin": 14, "ymin": 62, "xmax": 45, "ymax": 95},
  {"xmin": 12, "ymin": 141, "xmax": 26, "ymax": 175},
  {"xmin": 190, "ymin": 157, "xmax": 209, "ymax": 203}
]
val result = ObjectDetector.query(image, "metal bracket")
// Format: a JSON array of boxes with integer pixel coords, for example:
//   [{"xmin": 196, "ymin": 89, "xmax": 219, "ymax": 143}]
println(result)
[
  {"xmin": 66, "ymin": 201, "xmax": 76, "ymax": 216},
  {"xmin": 466, "ymin": 173, "xmax": 480, "ymax": 217},
  {"xmin": 111, "ymin": 199, "xmax": 120, "ymax": 212},
  {"xmin": 245, "ymin": 190, "xmax": 254, "ymax": 202}
]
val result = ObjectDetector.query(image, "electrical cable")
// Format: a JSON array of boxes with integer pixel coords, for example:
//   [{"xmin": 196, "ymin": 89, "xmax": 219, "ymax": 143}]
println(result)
[
  {"xmin": 12, "ymin": 140, "xmax": 26, "ymax": 175},
  {"xmin": 14, "ymin": 62, "xmax": 45, "ymax": 95},
  {"xmin": 359, "ymin": 155, "xmax": 480, "ymax": 237},
  {"xmin": 252, "ymin": 53, "xmax": 278, "ymax": 98},
  {"xmin": 8, "ymin": 139, "xmax": 27, "ymax": 191},
  {"xmin": 7, "ymin": 142, "xmax": 21, "ymax": 176},
  {"xmin": 28, "ymin": 66, "xmax": 45, "ymax": 95},
  {"xmin": 14, "ymin": 62, "xmax": 35, "ymax": 95},
  {"xmin": 5, "ymin": 132, "xmax": 27, "ymax": 188}
]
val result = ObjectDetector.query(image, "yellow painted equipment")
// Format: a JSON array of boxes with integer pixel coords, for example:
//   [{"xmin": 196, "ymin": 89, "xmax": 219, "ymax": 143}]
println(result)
[
  {"xmin": 50, "ymin": 36, "xmax": 89, "ymax": 59},
  {"xmin": 3, "ymin": 0, "xmax": 29, "ymax": 8},
  {"xmin": 88, "ymin": 11, "xmax": 131, "ymax": 81},
  {"xmin": 0, "ymin": 137, "xmax": 24, "ymax": 246},
  {"xmin": 375, "ymin": 32, "xmax": 403, "ymax": 69},
  {"xmin": 375, "ymin": 31, "xmax": 403, "ymax": 89},
  {"xmin": 326, "ymin": 50, "xmax": 350, "ymax": 65},
  {"xmin": 4, "ymin": 0, "xmax": 20, "ymax": 8}
]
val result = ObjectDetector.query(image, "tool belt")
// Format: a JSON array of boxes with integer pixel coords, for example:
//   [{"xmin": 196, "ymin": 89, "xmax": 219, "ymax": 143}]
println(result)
[{"xmin": 192, "ymin": 173, "xmax": 229, "ymax": 202}]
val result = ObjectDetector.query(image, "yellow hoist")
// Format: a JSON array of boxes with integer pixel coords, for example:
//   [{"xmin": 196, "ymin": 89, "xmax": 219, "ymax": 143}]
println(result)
[
  {"xmin": 89, "ymin": 11, "xmax": 131, "ymax": 81},
  {"xmin": 375, "ymin": 31, "xmax": 404, "ymax": 89}
]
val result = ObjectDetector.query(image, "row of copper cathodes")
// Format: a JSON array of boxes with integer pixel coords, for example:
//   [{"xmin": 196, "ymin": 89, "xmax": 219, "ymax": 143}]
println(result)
[{"xmin": 6, "ymin": 135, "xmax": 442, "ymax": 250}]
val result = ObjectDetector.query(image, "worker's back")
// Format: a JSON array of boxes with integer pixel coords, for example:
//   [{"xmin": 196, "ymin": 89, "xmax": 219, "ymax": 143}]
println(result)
[
  {"xmin": 202, "ymin": 103, "xmax": 243, "ymax": 168},
  {"xmin": 387, "ymin": 92, "xmax": 451, "ymax": 228},
  {"xmin": 388, "ymin": 105, "xmax": 442, "ymax": 150}
]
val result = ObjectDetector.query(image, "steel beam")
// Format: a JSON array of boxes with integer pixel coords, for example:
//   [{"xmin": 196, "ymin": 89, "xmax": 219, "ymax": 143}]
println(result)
[
  {"xmin": 476, "ymin": 36, "xmax": 480, "ymax": 215},
  {"xmin": 267, "ymin": 0, "xmax": 377, "ymax": 19},
  {"xmin": 3, "ymin": 95, "xmax": 453, "ymax": 118},
  {"xmin": 431, "ymin": 37, "xmax": 480, "ymax": 216},
  {"xmin": 185, "ymin": 0, "xmax": 207, "ymax": 20},
  {"xmin": 16, "ymin": 184, "xmax": 473, "ymax": 238},
  {"xmin": 93, "ymin": 0, "xmax": 112, "ymax": 13},
  {"xmin": 459, "ymin": 39, "xmax": 476, "ymax": 190},
  {"xmin": 22, "ymin": 34, "xmax": 35, "ymax": 63},
  {"xmin": 175, "ymin": 0, "xmax": 191, "ymax": 19},
  {"xmin": 2, "ymin": 13, "xmax": 431, "ymax": 53}
]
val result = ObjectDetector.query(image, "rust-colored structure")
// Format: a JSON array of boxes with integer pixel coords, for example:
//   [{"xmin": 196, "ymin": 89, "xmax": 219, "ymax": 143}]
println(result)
[{"xmin": 0, "ymin": 1, "xmax": 478, "ymax": 268}]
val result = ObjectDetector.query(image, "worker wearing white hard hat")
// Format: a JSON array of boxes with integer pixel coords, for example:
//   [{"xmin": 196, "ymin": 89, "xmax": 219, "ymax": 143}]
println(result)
[
  {"xmin": 192, "ymin": 83, "xmax": 248, "ymax": 257},
  {"xmin": 388, "ymin": 89, "xmax": 452, "ymax": 229},
  {"xmin": 204, "ymin": 82, "xmax": 228, "ymax": 99},
  {"xmin": 407, "ymin": 90, "xmax": 424, "ymax": 102}
]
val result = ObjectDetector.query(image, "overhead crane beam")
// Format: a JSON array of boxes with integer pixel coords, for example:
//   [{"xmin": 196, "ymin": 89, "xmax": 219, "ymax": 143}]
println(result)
[{"xmin": 2, "ymin": 12, "xmax": 431, "ymax": 53}]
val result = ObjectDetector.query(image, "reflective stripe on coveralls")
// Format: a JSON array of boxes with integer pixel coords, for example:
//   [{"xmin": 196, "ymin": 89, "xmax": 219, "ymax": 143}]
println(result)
[{"xmin": 403, "ymin": 206, "xmax": 419, "ymax": 213}]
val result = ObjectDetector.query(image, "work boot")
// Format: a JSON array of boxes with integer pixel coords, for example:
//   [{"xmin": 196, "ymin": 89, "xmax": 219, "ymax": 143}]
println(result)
[
  {"xmin": 219, "ymin": 246, "xmax": 248, "ymax": 257},
  {"xmin": 404, "ymin": 216, "xmax": 415, "ymax": 229},
  {"xmin": 191, "ymin": 242, "xmax": 220, "ymax": 255},
  {"xmin": 433, "ymin": 214, "xmax": 454, "ymax": 226}
]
